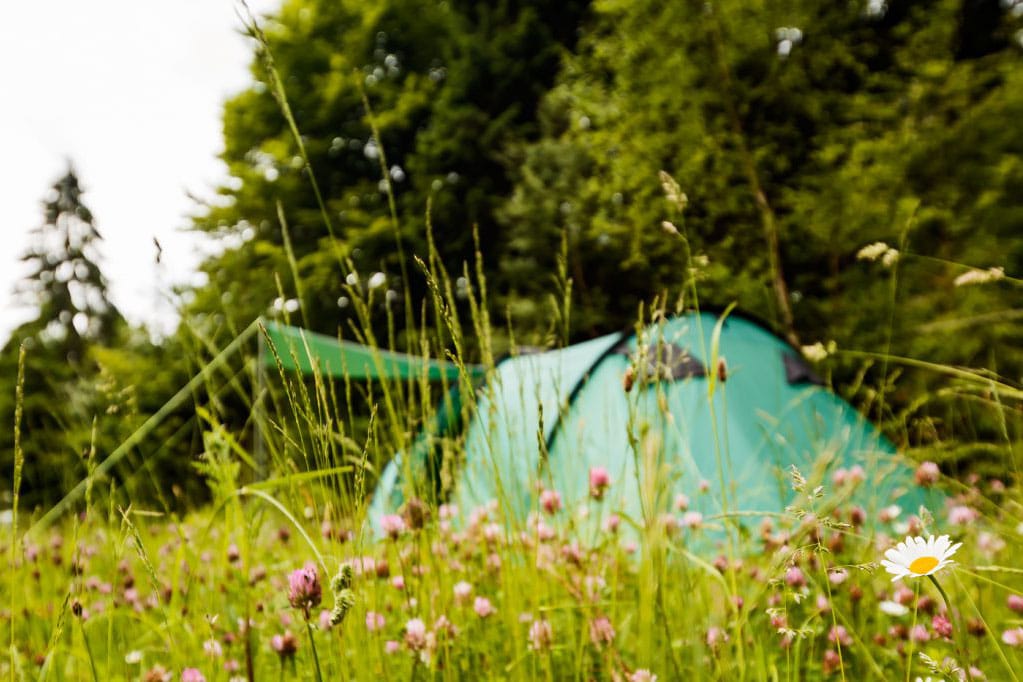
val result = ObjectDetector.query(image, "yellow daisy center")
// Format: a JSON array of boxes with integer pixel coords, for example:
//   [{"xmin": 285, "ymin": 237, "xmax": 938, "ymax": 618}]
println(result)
[{"xmin": 909, "ymin": 556, "xmax": 939, "ymax": 575}]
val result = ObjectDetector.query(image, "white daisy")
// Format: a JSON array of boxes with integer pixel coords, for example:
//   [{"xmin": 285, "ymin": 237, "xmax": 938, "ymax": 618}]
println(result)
[
  {"xmin": 881, "ymin": 535, "xmax": 961, "ymax": 582},
  {"xmin": 879, "ymin": 600, "xmax": 909, "ymax": 617}
]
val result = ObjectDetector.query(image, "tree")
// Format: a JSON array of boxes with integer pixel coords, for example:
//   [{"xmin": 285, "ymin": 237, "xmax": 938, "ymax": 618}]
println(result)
[
  {"xmin": 187, "ymin": 0, "xmax": 589, "ymax": 352},
  {"xmin": 0, "ymin": 166, "xmax": 124, "ymax": 507},
  {"xmin": 500, "ymin": 0, "xmax": 1023, "ymax": 449},
  {"xmin": 14, "ymin": 167, "xmax": 121, "ymax": 358}
]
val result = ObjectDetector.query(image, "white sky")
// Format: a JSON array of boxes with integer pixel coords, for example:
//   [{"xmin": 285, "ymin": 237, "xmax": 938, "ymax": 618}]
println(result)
[{"xmin": 0, "ymin": 0, "xmax": 280, "ymax": 344}]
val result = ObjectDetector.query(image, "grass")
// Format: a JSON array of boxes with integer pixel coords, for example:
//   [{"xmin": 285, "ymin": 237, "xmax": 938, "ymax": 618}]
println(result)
[{"xmin": 5, "ymin": 439, "xmax": 1023, "ymax": 681}]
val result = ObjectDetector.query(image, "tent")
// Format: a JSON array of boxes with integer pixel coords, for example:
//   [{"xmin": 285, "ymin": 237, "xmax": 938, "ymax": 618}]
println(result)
[{"xmin": 362, "ymin": 310, "xmax": 936, "ymax": 539}]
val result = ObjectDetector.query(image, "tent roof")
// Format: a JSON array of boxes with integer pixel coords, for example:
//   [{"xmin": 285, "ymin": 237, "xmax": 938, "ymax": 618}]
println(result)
[{"xmin": 260, "ymin": 320, "xmax": 484, "ymax": 381}]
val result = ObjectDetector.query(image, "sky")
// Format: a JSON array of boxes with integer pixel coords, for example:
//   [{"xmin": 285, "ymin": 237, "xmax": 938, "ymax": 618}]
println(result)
[{"xmin": 0, "ymin": 0, "xmax": 280, "ymax": 343}]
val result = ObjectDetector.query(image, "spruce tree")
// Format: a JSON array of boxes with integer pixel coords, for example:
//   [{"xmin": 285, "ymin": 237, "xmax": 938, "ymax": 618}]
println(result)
[
  {"xmin": 0, "ymin": 166, "xmax": 123, "ymax": 507},
  {"xmin": 15, "ymin": 167, "xmax": 121, "ymax": 360}
]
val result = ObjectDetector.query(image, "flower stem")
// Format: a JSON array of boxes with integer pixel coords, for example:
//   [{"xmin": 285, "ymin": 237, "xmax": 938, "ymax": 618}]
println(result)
[
  {"xmin": 905, "ymin": 581, "xmax": 920, "ymax": 682},
  {"xmin": 306, "ymin": 619, "xmax": 324, "ymax": 682},
  {"xmin": 928, "ymin": 574, "xmax": 968, "ymax": 669}
]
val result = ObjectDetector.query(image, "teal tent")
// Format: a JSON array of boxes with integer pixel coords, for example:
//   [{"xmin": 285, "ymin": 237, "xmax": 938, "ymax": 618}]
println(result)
[
  {"xmin": 367, "ymin": 311, "xmax": 935, "ymax": 539},
  {"xmin": 30, "ymin": 312, "xmax": 934, "ymax": 537}
]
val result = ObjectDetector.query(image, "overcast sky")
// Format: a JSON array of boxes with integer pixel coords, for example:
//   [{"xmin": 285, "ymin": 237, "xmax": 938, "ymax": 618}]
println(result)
[{"xmin": 0, "ymin": 0, "xmax": 279, "ymax": 344}]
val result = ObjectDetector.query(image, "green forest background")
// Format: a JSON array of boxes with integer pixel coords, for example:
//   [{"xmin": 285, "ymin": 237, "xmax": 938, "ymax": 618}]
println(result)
[{"xmin": 3, "ymin": 0, "xmax": 1022, "ymax": 510}]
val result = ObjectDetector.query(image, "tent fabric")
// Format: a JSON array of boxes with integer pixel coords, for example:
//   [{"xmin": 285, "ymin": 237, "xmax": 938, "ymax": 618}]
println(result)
[
  {"xmin": 360, "ymin": 311, "xmax": 936, "ymax": 541},
  {"xmin": 260, "ymin": 320, "xmax": 483, "ymax": 381},
  {"xmin": 368, "ymin": 312, "xmax": 937, "ymax": 539},
  {"xmin": 541, "ymin": 314, "xmax": 933, "ymax": 541},
  {"xmin": 451, "ymin": 332, "xmax": 625, "ymax": 521}
]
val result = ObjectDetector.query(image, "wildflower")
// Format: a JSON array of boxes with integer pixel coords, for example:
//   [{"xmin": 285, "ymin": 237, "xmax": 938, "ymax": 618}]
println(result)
[
  {"xmin": 535, "ymin": 520, "xmax": 556, "ymax": 542},
  {"xmin": 1008, "ymin": 594, "xmax": 1023, "ymax": 613},
  {"xmin": 589, "ymin": 616, "xmax": 616, "ymax": 647},
  {"xmin": 539, "ymin": 490, "xmax": 562, "ymax": 515},
  {"xmin": 181, "ymin": 670, "xmax": 206, "ymax": 682},
  {"xmin": 603, "ymin": 514, "xmax": 621, "ymax": 534},
  {"xmin": 822, "ymin": 649, "xmax": 841, "ymax": 674},
  {"xmin": 932, "ymin": 614, "xmax": 953, "ymax": 638},
  {"xmin": 706, "ymin": 626, "xmax": 728, "ymax": 648},
  {"xmin": 699, "ymin": 479, "xmax": 710, "ymax": 493},
  {"xmin": 674, "ymin": 493, "xmax": 690, "ymax": 511},
  {"xmin": 433, "ymin": 615, "xmax": 458, "ymax": 639},
  {"xmin": 380, "ymin": 514, "xmax": 406, "ymax": 539},
  {"xmin": 915, "ymin": 462, "xmax": 940, "ymax": 487},
  {"xmin": 563, "ymin": 542, "xmax": 587, "ymax": 566},
  {"xmin": 977, "ymin": 531, "xmax": 1005, "ymax": 555},
  {"xmin": 249, "ymin": 565, "xmax": 267, "ymax": 585},
  {"xmin": 817, "ymin": 595, "xmax": 831, "ymax": 613},
  {"xmin": 629, "ymin": 670, "xmax": 658, "ymax": 682},
  {"xmin": 226, "ymin": 544, "xmax": 240, "ymax": 563},
  {"xmin": 785, "ymin": 566, "xmax": 806, "ymax": 588},
  {"xmin": 881, "ymin": 535, "xmax": 960, "ymax": 581},
  {"xmin": 405, "ymin": 618, "xmax": 428, "ymax": 651},
  {"xmin": 660, "ymin": 514, "xmax": 681, "ymax": 537},
  {"xmin": 681, "ymin": 511, "xmax": 703, "ymax": 529},
  {"xmin": 801, "ymin": 342, "xmax": 830, "ymax": 362},
  {"xmin": 391, "ymin": 575, "xmax": 405, "ymax": 591},
  {"xmin": 829, "ymin": 625, "xmax": 852, "ymax": 646},
  {"xmin": 401, "ymin": 497, "xmax": 429, "ymax": 531},
  {"xmin": 769, "ymin": 612, "xmax": 787, "ymax": 630},
  {"xmin": 910, "ymin": 625, "xmax": 930, "ymax": 643},
  {"xmin": 318, "ymin": 610, "xmax": 332, "ymax": 631},
  {"xmin": 287, "ymin": 563, "xmax": 322, "ymax": 618},
  {"xmin": 474, "ymin": 596, "xmax": 496, "ymax": 618},
  {"xmin": 453, "ymin": 581, "xmax": 473, "ymax": 604},
  {"xmin": 894, "ymin": 585, "xmax": 915, "ymax": 605},
  {"xmin": 954, "ymin": 266, "xmax": 1004, "ymax": 287},
  {"xmin": 366, "ymin": 611, "xmax": 385, "ymax": 632},
  {"xmin": 948, "ymin": 505, "xmax": 978, "ymax": 525},
  {"xmin": 880, "ymin": 600, "xmax": 909, "ymax": 617},
  {"xmin": 1002, "ymin": 628, "xmax": 1023, "ymax": 646},
  {"xmin": 125, "ymin": 650, "xmax": 143, "ymax": 665},
  {"xmin": 857, "ymin": 241, "xmax": 894, "ymax": 262},
  {"xmin": 384, "ymin": 640, "xmax": 400, "ymax": 655},
  {"xmin": 144, "ymin": 666, "xmax": 171, "ymax": 682},
  {"xmin": 482, "ymin": 523, "xmax": 501, "ymax": 543},
  {"xmin": 270, "ymin": 631, "xmax": 298, "ymax": 659},
  {"xmin": 828, "ymin": 568, "xmax": 849, "ymax": 585},
  {"xmin": 202, "ymin": 639, "xmax": 222, "ymax": 657},
  {"xmin": 528, "ymin": 619, "xmax": 553, "ymax": 651},
  {"xmin": 589, "ymin": 467, "xmax": 611, "ymax": 500}
]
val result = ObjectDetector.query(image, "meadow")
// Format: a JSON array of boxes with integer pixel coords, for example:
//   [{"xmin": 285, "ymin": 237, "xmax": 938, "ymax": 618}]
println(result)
[
  {"xmin": 5, "ymin": 268, "xmax": 1023, "ymax": 681},
  {"xmin": 4, "ymin": 3, "xmax": 1023, "ymax": 679}
]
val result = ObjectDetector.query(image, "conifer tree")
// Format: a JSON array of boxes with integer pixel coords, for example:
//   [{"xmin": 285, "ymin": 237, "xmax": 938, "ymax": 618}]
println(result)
[
  {"xmin": 0, "ymin": 166, "xmax": 123, "ymax": 506},
  {"xmin": 15, "ymin": 167, "xmax": 121, "ymax": 360}
]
